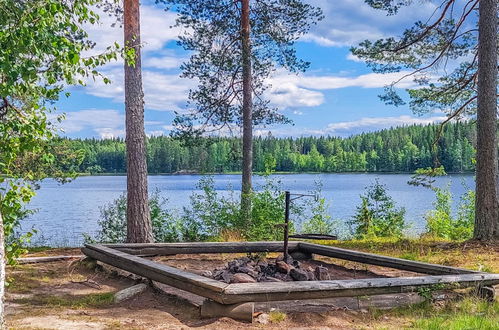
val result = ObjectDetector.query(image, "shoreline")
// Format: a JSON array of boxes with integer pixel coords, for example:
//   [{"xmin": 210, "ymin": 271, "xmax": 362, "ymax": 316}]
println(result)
[{"xmin": 77, "ymin": 170, "xmax": 476, "ymax": 177}]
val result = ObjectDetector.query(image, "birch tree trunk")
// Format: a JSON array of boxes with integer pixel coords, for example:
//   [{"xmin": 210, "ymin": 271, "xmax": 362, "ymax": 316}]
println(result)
[
  {"xmin": 240, "ymin": 0, "xmax": 253, "ymax": 223},
  {"xmin": 124, "ymin": 0, "xmax": 153, "ymax": 243},
  {"xmin": 474, "ymin": 0, "xmax": 499, "ymax": 241}
]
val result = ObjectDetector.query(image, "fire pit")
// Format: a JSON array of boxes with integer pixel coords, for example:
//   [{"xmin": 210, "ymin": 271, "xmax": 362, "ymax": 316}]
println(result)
[
  {"xmin": 210, "ymin": 254, "xmax": 333, "ymax": 283},
  {"xmin": 82, "ymin": 241, "xmax": 499, "ymax": 322}
]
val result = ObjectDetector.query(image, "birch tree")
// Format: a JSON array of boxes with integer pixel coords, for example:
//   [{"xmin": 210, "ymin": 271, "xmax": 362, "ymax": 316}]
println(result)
[{"xmin": 0, "ymin": 0, "xmax": 118, "ymax": 324}]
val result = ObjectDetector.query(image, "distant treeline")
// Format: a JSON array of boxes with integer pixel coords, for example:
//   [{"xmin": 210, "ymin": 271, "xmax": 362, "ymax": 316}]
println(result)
[{"xmin": 65, "ymin": 122, "xmax": 477, "ymax": 174}]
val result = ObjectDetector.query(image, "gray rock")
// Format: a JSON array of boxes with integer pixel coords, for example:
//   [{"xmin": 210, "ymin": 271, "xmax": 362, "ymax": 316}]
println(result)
[
  {"xmin": 306, "ymin": 271, "xmax": 316, "ymax": 281},
  {"xmin": 290, "ymin": 268, "xmax": 308, "ymax": 281},
  {"xmin": 191, "ymin": 269, "xmax": 213, "ymax": 278},
  {"xmin": 263, "ymin": 276, "xmax": 283, "ymax": 282},
  {"xmin": 314, "ymin": 266, "xmax": 330, "ymax": 281},
  {"xmin": 257, "ymin": 260, "xmax": 268, "ymax": 268},
  {"xmin": 238, "ymin": 265, "xmax": 254, "ymax": 273},
  {"xmin": 274, "ymin": 272, "xmax": 291, "ymax": 281},
  {"xmin": 221, "ymin": 271, "xmax": 232, "ymax": 283},
  {"xmin": 255, "ymin": 313, "xmax": 270, "ymax": 324},
  {"xmin": 114, "ymin": 283, "xmax": 147, "ymax": 303},
  {"xmin": 231, "ymin": 273, "xmax": 257, "ymax": 283},
  {"xmin": 276, "ymin": 261, "xmax": 294, "ymax": 274},
  {"xmin": 290, "ymin": 251, "xmax": 313, "ymax": 261},
  {"xmin": 276, "ymin": 254, "xmax": 294, "ymax": 264}
]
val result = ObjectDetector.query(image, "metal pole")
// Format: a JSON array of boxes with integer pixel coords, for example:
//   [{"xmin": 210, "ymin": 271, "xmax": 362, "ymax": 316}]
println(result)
[{"xmin": 283, "ymin": 191, "xmax": 290, "ymax": 262}]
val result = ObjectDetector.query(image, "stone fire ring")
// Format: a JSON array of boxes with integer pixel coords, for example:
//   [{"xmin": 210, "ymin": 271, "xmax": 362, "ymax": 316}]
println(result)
[{"xmin": 82, "ymin": 242, "xmax": 499, "ymax": 321}]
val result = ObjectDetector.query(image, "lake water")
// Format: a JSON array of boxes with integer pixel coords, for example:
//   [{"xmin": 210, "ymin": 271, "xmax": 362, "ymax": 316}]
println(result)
[{"xmin": 21, "ymin": 173, "xmax": 475, "ymax": 247}]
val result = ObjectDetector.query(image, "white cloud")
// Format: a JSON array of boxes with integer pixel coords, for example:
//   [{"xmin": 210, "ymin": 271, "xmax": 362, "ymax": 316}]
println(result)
[
  {"xmin": 253, "ymin": 115, "xmax": 447, "ymax": 137},
  {"xmin": 58, "ymin": 109, "xmax": 124, "ymax": 138},
  {"xmin": 147, "ymin": 130, "xmax": 166, "ymax": 137},
  {"xmin": 305, "ymin": 0, "xmax": 438, "ymax": 47},
  {"xmin": 267, "ymin": 70, "xmax": 417, "ymax": 109},
  {"xmin": 57, "ymin": 109, "xmax": 172, "ymax": 138},
  {"xmin": 84, "ymin": 68, "xmax": 194, "ymax": 111},
  {"xmin": 324, "ymin": 115, "xmax": 447, "ymax": 135},
  {"xmin": 346, "ymin": 53, "xmax": 363, "ymax": 62},
  {"xmin": 144, "ymin": 55, "xmax": 184, "ymax": 69},
  {"xmin": 85, "ymin": 5, "xmax": 180, "ymax": 56},
  {"xmin": 268, "ymin": 83, "xmax": 324, "ymax": 108}
]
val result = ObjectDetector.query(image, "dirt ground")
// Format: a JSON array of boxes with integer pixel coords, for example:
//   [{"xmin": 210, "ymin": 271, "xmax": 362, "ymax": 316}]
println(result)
[{"xmin": 4, "ymin": 247, "xmax": 494, "ymax": 329}]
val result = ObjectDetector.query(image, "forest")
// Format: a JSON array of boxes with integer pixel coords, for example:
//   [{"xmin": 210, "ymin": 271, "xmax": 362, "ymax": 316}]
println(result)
[{"xmin": 68, "ymin": 121, "xmax": 477, "ymax": 174}]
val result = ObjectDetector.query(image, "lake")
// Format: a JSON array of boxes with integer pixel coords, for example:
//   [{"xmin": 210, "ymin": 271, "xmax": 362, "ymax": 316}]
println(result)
[{"xmin": 21, "ymin": 173, "xmax": 475, "ymax": 247}]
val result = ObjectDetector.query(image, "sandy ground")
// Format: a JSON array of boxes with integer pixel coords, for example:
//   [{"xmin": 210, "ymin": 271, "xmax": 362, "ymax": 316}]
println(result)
[{"xmin": 4, "ymin": 250, "xmax": 454, "ymax": 329}]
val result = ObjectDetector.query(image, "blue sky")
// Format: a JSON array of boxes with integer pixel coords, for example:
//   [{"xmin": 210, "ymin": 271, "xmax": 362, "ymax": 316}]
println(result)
[{"xmin": 57, "ymin": 0, "xmax": 448, "ymax": 139}]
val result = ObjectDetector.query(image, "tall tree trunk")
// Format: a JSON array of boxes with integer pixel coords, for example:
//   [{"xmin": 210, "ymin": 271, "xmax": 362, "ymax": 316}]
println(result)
[
  {"xmin": 474, "ymin": 0, "xmax": 499, "ymax": 241},
  {"xmin": 0, "ymin": 210, "xmax": 5, "ymax": 329},
  {"xmin": 124, "ymin": 0, "xmax": 153, "ymax": 243},
  {"xmin": 240, "ymin": 0, "xmax": 253, "ymax": 223}
]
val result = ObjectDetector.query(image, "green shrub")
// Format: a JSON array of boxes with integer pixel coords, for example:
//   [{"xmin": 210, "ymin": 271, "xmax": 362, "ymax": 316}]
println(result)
[
  {"xmin": 87, "ymin": 189, "xmax": 202, "ymax": 243},
  {"xmin": 1, "ymin": 180, "xmax": 37, "ymax": 265},
  {"xmin": 184, "ymin": 176, "xmax": 242, "ymax": 239},
  {"xmin": 91, "ymin": 174, "xmax": 332, "ymax": 243},
  {"xmin": 424, "ymin": 184, "xmax": 475, "ymax": 240},
  {"xmin": 301, "ymin": 182, "xmax": 337, "ymax": 235},
  {"xmin": 349, "ymin": 179, "xmax": 406, "ymax": 239},
  {"xmin": 186, "ymin": 174, "xmax": 301, "ymax": 241}
]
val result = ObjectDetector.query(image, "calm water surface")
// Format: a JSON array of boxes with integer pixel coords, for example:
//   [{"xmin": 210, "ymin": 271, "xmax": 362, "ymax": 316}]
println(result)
[{"xmin": 22, "ymin": 173, "xmax": 475, "ymax": 246}]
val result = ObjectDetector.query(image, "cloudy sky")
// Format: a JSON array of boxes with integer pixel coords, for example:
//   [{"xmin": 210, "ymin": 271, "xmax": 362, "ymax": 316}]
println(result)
[{"xmin": 57, "ymin": 0, "xmax": 448, "ymax": 139}]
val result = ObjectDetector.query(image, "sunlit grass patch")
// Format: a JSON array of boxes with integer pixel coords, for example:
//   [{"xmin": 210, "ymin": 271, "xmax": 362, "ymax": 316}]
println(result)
[
  {"xmin": 402, "ymin": 297, "xmax": 499, "ymax": 330},
  {"xmin": 269, "ymin": 310, "xmax": 287, "ymax": 323},
  {"xmin": 13, "ymin": 292, "xmax": 115, "ymax": 309},
  {"xmin": 312, "ymin": 237, "xmax": 499, "ymax": 273}
]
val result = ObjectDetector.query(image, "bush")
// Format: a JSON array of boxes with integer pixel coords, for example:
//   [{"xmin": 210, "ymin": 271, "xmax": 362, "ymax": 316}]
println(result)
[
  {"xmin": 349, "ymin": 179, "xmax": 406, "ymax": 239},
  {"xmin": 1, "ymin": 180, "xmax": 37, "ymax": 265},
  {"xmin": 186, "ymin": 174, "xmax": 302, "ymax": 241},
  {"xmin": 87, "ymin": 189, "xmax": 203, "ymax": 243},
  {"xmin": 301, "ymin": 182, "xmax": 337, "ymax": 235},
  {"xmin": 424, "ymin": 184, "xmax": 475, "ymax": 240},
  {"xmin": 90, "ymin": 174, "xmax": 333, "ymax": 243}
]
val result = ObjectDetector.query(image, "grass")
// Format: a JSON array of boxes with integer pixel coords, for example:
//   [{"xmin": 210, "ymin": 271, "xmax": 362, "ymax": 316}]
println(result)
[
  {"xmin": 268, "ymin": 310, "xmax": 287, "ymax": 323},
  {"xmin": 379, "ymin": 297, "xmax": 499, "ymax": 330},
  {"xmin": 7, "ymin": 264, "xmax": 59, "ymax": 293},
  {"xmin": 10, "ymin": 237, "xmax": 499, "ymax": 329},
  {"xmin": 13, "ymin": 292, "xmax": 115, "ymax": 309},
  {"xmin": 311, "ymin": 237, "xmax": 499, "ymax": 273},
  {"xmin": 305, "ymin": 237, "xmax": 499, "ymax": 329}
]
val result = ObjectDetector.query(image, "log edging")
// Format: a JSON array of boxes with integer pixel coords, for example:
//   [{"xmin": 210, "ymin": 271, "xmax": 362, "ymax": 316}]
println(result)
[{"xmin": 82, "ymin": 242, "xmax": 499, "ymax": 305}]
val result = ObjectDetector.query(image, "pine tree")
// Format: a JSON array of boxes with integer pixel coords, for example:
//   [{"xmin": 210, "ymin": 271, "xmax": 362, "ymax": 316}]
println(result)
[
  {"xmin": 124, "ymin": 0, "xmax": 153, "ymax": 243},
  {"xmin": 352, "ymin": 0, "xmax": 498, "ymax": 241},
  {"xmin": 159, "ymin": 0, "xmax": 322, "ymax": 221}
]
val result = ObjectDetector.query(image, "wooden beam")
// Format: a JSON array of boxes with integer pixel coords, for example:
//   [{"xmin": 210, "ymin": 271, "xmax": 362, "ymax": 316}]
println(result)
[
  {"xmin": 16, "ymin": 255, "xmax": 82, "ymax": 264},
  {"xmin": 200, "ymin": 300, "xmax": 254, "ymax": 322},
  {"xmin": 298, "ymin": 242, "xmax": 478, "ymax": 275},
  {"xmin": 103, "ymin": 241, "xmax": 299, "ymax": 256},
  {"xmin": 82, "ymin": 244, "xmax": 227, "ymax": 303},
  {"xmin": 82, "ymin": 243, "xmax": 499, "ymax": 306},
  {"xmin": 221, "ymin": 273, "xmax": 499, "ymax": 304}
]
